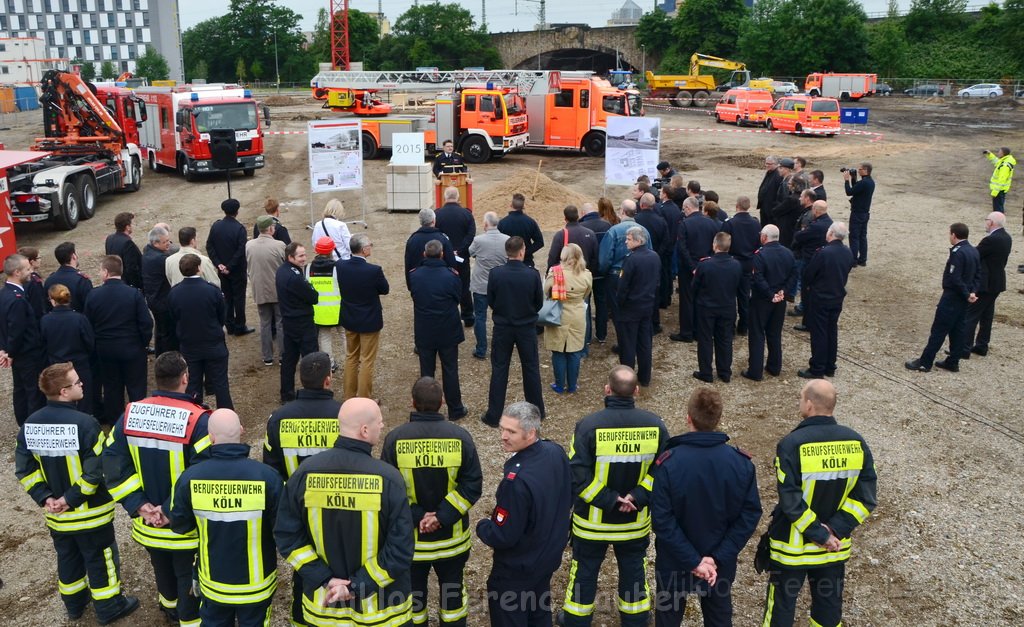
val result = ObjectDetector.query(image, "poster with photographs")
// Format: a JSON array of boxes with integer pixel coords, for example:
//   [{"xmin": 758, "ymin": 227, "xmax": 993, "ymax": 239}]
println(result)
[
  {"xmin": 604, "ymin": 116, "xmax": 661, "ymax": 185},
  {"xmin": 308, "ymin": 120, "xmax": 363, "ymax": 192}
]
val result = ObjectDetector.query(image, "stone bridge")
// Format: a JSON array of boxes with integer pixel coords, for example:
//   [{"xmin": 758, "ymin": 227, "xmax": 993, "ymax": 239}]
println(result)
[{"xmin": 491, "ymin": 25, "xmax": 658, "ymax": 74}]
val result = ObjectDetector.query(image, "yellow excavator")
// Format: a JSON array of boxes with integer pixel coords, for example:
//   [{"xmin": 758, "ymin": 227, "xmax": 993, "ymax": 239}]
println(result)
[{"xmin": 645, "ymin": 53, "xmax": 773, "ymax": 107}]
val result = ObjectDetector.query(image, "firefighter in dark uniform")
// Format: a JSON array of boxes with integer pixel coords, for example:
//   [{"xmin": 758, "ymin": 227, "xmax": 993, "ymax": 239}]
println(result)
[
  {"xmin": 692, "ymin": 233, "xmax": 743, "ymax": 383},
  {"xmin": 434, "ymin": 185, "xmax": 477, "ymax": 327},
  {"xmin": 207, "ymin": 198, "xmax": 253, "ymax": 335},
  {"xmin": 671, "ymin": 197, "xmax": 718, "ymax": 343},
  {"xmin": 263, "ymin": 351, "xmax": 342, "ymax": 626},
  {"xmin": 616, "ymin": 227, "xmax": 661, "ymax": 387},
  {"xmin": 761, "ymin": 380, "xmax": 877, "ymax": 627},
  {"xmin": 170, "ymin": 409, "xmax": 283, "ymax": 626},
  {"xmin": 1, "ymin": 253, "xmax": 46, "ymax": 425},
  {"xmin": 562, "ymin": 366, "xmax": 669, "ymax": 627},
  {"xmin": 721, "ymin": 196, "xmax": 762, "ymax": 335},
  {"xmin": 381, "ymin": 377, "xmax": 483, "ymax": 627},
  {"xmin": 651, "ymin": 387, "xmax": 761, "ymax": 627},
  {"xmin": 45, "ymin": 242, "xmax": 95, "ymax": 312},
  {"xmin": 277, "ymin": 242, "xmax": 320, "ymax": 403},
  {"xmin": 477, "ymin": 401, "xmax": 573, "ymax": 627},
  {"xmin": 744, "ymin": 225, "xmax": 796, "ymax": 381},
  {"xmin": 103, "ymin": 351, "xmax": 212, "ymax": 626},
  {"xmin": 799, "ymin": 223, "xmax": 854, "ymax": 379},
  {"xmin": 274, "ymin": 398, "xmax": 414, "ymax": 627},
  {"xmin": 432, "ymin": 139, "xmax": 468, "ymax": 178},
  {"xmin": 41, "ymin": 284, "xmax": 96, "ymax": 415},
  {"xmin": 15, "ymin": 363, "xmax": 140, "ymax": 624}
]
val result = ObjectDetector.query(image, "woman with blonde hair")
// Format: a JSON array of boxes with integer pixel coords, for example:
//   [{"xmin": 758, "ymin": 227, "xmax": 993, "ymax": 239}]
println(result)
[
  {"xmin": 544, "ymin": 243, "xmax": 593, "ymax": 393},
  {"xmin": 311, "ymin": 198, "xmax": 352, "ymax": 260}
]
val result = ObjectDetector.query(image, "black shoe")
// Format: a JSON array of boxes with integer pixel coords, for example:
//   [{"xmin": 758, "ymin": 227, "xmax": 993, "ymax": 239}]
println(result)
[
  {"xmin": 98, "ymin": 596, "xmax": 140, "ymax": 625},
  {"xmin": 235, "ymin": 327, "xmax": 256, "ymax": 336},
  {"xmin": 555, "ymin": 610, "xmax": 566, "ymax": 627},
  {"xmin": 766, "ymin": 369, "xmax": 781, "ymax": 377},
  {"xmin": 463, "ymin": 319, "xmax": 474, "ymax": 328},
  {"xmin": 692, "ymin": 371, "xmax": 713, "ymax": 383},
  {"xmin": 735, "ymin": 326, "xmax": 747, "ymax": 336},
  {"xmin": 797, "ymin": 369, "xmax": 823, "ymax": 379},
  {"xmin": 68, "ymin": 606, "xmax": 87, "ymax": 620},
  {"xmin": 934, "ymin": 359, "xmax": 959, "ymax": 372},
  {"xmin": 740, "ymin": 370, "xmax": 762, "ymax": 381},
  {"xmin": 718, "ymin": 374, "xmax": 731, "ymax": 383},
  {"xmin": 449, "ymin": 408, "xmax": 468, "ymax": 421},
  {"xmin": 480, "ymin": 415, "xmax": 499, "ymax": 428},
  {"xmin": 904, "ymin": 358, "xmax": 931, "ymax": 372},
  {"xmin": 670, "ymin": 333, "xmax": 694, "ymax": 343},
  {"xmin": 653, "ymin": 326, "xmax": 663, "ymax": 335},
  {"xmin": 793, "ymin": 324, "xmax": 809, "ymax": 332},
  {"xmin": 857, "ymin": 262, "xmax": 867, "ymax": 267},
  {"xmin": 472, "ymin": 352, "xmax": 486, "ymax": 360},
  {"xmin": 945, "ymin": 348, "xmax": 970, "ymax": 360},
  {"xmin": 825, "ymin": 369, "xmax": 836, "ymax": 377},
  {"xmin": 158, "ymin": 606, "xmax": 178, "ymax": 623},
  {"xmin": 970, "ymin": 346, "xmax": 988, "ymax": 357},
  {"xmin": 611, "ymin": 345, "xmax": 620, "ymax": 354}
]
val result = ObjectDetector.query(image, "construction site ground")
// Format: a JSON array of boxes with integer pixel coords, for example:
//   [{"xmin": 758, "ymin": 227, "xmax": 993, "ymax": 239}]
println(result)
[{"xmin": 1, "ymin": 94, "xmax": 1023, "ymax": 626}]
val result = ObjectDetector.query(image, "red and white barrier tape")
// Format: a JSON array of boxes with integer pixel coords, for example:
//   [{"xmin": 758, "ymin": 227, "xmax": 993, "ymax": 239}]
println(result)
[{"xmin": 265, "ymin": 130, "xmax": 308, "ymax": 135}]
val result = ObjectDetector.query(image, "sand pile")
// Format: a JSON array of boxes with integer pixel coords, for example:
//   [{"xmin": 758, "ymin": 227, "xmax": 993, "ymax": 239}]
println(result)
[
  {"xmin": 473, "ymin": 167, "xmax": 598, "ymax": 232},
  {"xmin": 263, "ymin": 95, "xmax": 300, "ymax": 106}
]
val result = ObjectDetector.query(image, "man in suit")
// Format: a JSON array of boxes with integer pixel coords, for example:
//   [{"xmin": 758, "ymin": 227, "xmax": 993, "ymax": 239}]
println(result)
[
  {"xmin": 482, "ymin": 236, "xmax": 545, "ymax": 427},
  {"xmin": 246, "ymin": 215, "xmax": 287, "ymax": 366},
  {"xmin": 434, "ymin": 186, "xmax": 476, "ymax": 327},
  {"xmin": 616, "ymin": 227, "xmax": 661, "ymax": 387},
  {"xmin": 744, "ymin": 225, "xmax": 796, "ymax": 381},
  {"xmin": 635, "ymin": 193, "xmax": 670, "ymax": 334},
  {"xmin": 105, "ymin": 212, "xmax": 143, "ymax": 290},
  {"xmin": 169, "ymin": 254, "xmax": 232, "ymax": 409},
  {"xmin": 44, "ymin": 242, "xmax": 93, "ymax": 312},
  {"xmin": 276, "ymin": 243, "xmax": 319, "ymax": 403},
  {"xmin": 498, "ymin": 193, "xmax": 545, "ymax": 268},
  {"xmin": 671, "ymin": 197, "xmax": 718, "ymax": 343},
  {"xmin": 800, "ymin": 223, "xmax": 854, "ymax": 379},
  {"xmin": 0, "ymin": 254, "xmax": 46, "ymax": 425},
  {"xmin": 809, "ymin": 170, "xmax": 827, "ymax": 201},
  {"xmin": 962, "ymin": 212, "xmax": 1012, "ymax": 357},
  {"xmin": 142, "ymin": 226, "xmax": 177, "ymax": 355},
  {"xmin": 692, "ymin": 233, "xmax": 743, "ymax": 383},
  {"xmin": 722, "ymin": 196, "xmax": 762, "ymax": 336},
  {"xmin": 336, "ymin": 233, "xmax": 390, "ymax": 400},
  {"xmin": 791, "ymin": 200, "xmax": 834, "ymax": 332},
  {"xmin": 166, "ymin": 227, "xmax": 220, "ymax": 287},
  {"xmin": 410, "ymin": 240, "xmax": 467, "ymax": 421},
  {"xmin": 207, "ymin": 198, "xmax": 253, "ymax": 335},
  {"xmin": 84, "ymin": 255, "xmax": 153, "ymax": 424},
  {"xmin": 404, "ymin": 208, "xmax": 457, "ymax": 290},
  {"xmin": 757, "ymin": 156, "xmax": 782, "ymax": 225}
]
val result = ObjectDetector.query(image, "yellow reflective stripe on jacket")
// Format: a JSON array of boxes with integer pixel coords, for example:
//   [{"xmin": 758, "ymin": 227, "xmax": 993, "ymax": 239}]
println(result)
[
  {"xmin": 444, "ymin": 489, "xmax": 472, "ymax": 515},
  {"xmin": 130, "ymin": 516, "xmax": 199, "ymax": 550},
  {"xmin": 19, "ymin": 469, "xmax": 44, "ymax": 490},
  {"xmin": 198, "ymin": 569, "xmax": 277, "ymax": 605},
  {"xmin": 286, "ymin": 545, "xmax": 319, "ymax": 571},
  {"xmin": 45, "ymin": 500, "xmax": 116, "ymax": 533},
  {"xmin": 365, "ymin": 555, "xmax": 393, "ymax": 588},
  {"xmin": 988, "ymin": 154, "xmax": 1015, "ymax": 193},
  {"xmin": 578, "ymin": 475, "xmax": 605, "ymax": 503},
  {"xmin": 107, "ymin": 472, "xmax": 143, "ymax": 501},
  {"xmin": 571, "ymin": 512, "xmax": 651, "ymax": 542},
  {"xmin": 841, "ymin": 496, "xmax": 870, "ymax": 523}
]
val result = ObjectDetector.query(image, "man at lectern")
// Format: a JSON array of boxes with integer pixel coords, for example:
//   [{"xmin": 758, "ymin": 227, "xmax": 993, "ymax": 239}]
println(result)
[{"xmin": 433, "ymin": 139, "xmax": 468, "ymax": 179}]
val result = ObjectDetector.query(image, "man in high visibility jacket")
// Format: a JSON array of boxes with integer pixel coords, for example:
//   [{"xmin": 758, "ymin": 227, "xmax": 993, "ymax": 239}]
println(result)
[
  {"xmin": 381, "ymin": 377, "xmax": 482, "ymax": 627},
  {"xmin": 562, "ymin": 366, "xmax": 669, "ymax": 627},
  {"xmin": 170, "ymin": 409, "xmax": 283, "ymax": 626},
  {"xmin": 308, "ymin": 237, "xmax": 343, "ymax": 371},
  {"xmin": 103, "ymin": 351, "xmax": 211, "ymax": 627},
  {"xmin": 985, "ymin": 147, "xmax": 1015, "ymax": 212},
  {"xmin": 761, "ymin": 379, "xmax": 877, "ymax": 627},
  {"xmin": 274, "ymin": 397, "xmax": 414, "ymax": 627},
  {"xmin": 15, "ymin": 363, "xmax": 139, "ymax": 624},
  {"xmin": 263, "ymin": 351, "xmax": 342, "ymax": 626}
]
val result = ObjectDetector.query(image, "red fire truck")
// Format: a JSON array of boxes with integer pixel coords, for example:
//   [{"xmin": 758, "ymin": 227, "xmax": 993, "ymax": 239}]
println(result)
[{"xmin": 135, "ymin": 83, "xmax": 270, "ymax": 181}]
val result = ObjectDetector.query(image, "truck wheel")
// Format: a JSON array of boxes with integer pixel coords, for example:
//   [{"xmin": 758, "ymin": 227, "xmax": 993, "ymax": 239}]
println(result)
[
  {"xmin": 714, "ymin": 113, "xmax": 722, "ymax": 123},
  {"xmin": 736, "ymin": 116, "xmax": 744, "ymax": 127},
  {"xmin": 361, "ymin": 132, "xmax": 378, "ymax": 160},
  {"xmin": 809, "ymin": 89, "xmax": 820, "ymax": 97},
  {"xmin": 672, "ymin": 90, "xmax": 693, "ymax": 107},
  {"xmin": 179, "ymin": 155, "xmax": 197, "ymax": 182},
  {"xmin": 582, "ymin": 132, "xmax": 606, "ymax": 158},
  {"xmin": 54, "ymin": 181, "xmax": 81, "ymax": 231},
  {"xmin": 795, "ymin": 123, "xmax": 803, "ymax": 136},
  {"xmin": 693, "ymin": 91, "xmax": 711, "ymax": 107},
  {"xmin": 766, "ymin": 119, "xmax": 775, "ymax": 131},
  {"xmin": 461, "ymin": 136, "xmax": 491, "ymax": 163},
  {"xmin": 149, "ymin": 152, "xmax": 158, "ymax": 171},
  {"xmin": 78, "ymin": 176, "xmax": 98, "ymax": 220},
  {"xmin": 243, "ymin": 168, "xmax": 255, "ymax": 177},
  {"xmin": 127, "ymin": 157, "xmax": 142, "ymax": 192}
]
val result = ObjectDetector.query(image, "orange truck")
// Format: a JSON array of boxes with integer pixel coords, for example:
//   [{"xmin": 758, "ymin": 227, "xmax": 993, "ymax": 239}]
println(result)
[
  {"xmin": 714, "ymin": 88, "xmax": 774, "ymax": 126},
  {"xmin": 135, "ymin": 83, "xmax": 270, "ymax": 180},
  {"xmin": 765, "ymin": 95, "xmax": 841, "ymax": 136},
  {"xmin": 804, "ymin": 73, "xmax": 877, "ymax": 101}
]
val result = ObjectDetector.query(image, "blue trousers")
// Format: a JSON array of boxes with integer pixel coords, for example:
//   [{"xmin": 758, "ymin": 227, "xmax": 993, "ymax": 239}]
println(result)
[
  {"xmin": 848, "ymin": 213, "xmax": 869, "ymax": 265},
  {"xmin": 992, "ymin": 191, "xmax": 1005, "ymax": 212},
  {"xmin": 551, "ymin": 350, "xmax": 582, "ymax": 391},
  {"xmin": 919, "ymin": 291, "xmax": 969, "ymax": 368},
  {"xmin": 473, "ymin": 292, "xmax": 489, "ymax": 357}
]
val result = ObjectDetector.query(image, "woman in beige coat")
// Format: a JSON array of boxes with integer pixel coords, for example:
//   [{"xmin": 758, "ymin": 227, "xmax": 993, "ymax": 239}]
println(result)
[{"xmin": 544, "ymin": 243, "xmax": 593, "ymax": 393}]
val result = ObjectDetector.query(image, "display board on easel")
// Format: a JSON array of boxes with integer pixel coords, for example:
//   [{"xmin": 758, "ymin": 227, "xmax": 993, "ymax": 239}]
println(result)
[{"xmin": 307, "ymin": 119, "xmax": 367, "ymax": 226}]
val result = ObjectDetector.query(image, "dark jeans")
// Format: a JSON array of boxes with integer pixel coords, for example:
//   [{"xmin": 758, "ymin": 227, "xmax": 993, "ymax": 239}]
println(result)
[
  {"xmin": 199, "ymin": 597, "xmax": 272, "ymax": 627},
  {"xmin": 418, "ymin": 343, "xmax": 465, "ymax": 416},
  {"xmin": 919, "ymin": 291, "xmax": 969, "ymax": 368},
  {"xmin": 221, "ymin": 271, "xmax": 247, "ymax": 333},
  {"xmin": 963, "ymin": 291, "xmax": 999, "ymax": 352},
  {"xmin": 184, "ymin": 352, "xmax": 233, "ymax": 409},
  {"xmin": 618, "ymin": 317, "xmax": 653, "ymax": 385},
  {"xmin": 411, "ymin": 552, "xmax": 470, "ymax": 627},
  {"xmin": 11, "ymin": 350, "xmax": 45, "ymax": 426},
  {"xmin": 992, "ymin": 191, "xmax": 1005, "ymax": 212},
  {"xmin": 473, "ymin": 292, "xmax": 489, "ymax": 357},
  {"xmin": 748, "ymin": 299, "xmax": 786, "ymax": 378},
  {"xmin": 485, "ymin": 323, "xmax": 544, "ymax": 424},
  {"xmin": 52, "ymin": 524, "xmax": 128, "ymax": 622},
  {"xmin": 762, "ymin": 563, "xmax": 845, "ymax": 627},
  {"xmin": 696, "ymin": 306, "xmax": 736, "ymax": 378},
  {"xmin": 551, "ymin": 350, "xmax": 583, "ymax": 391},
  {"xmin": 848, "ymin": 213, "xmax": 869, "ymax": 265},
  {"xmin": 280, "ymin": 320, "xmax": 318, "ymax": 402},
  {"xmin": 807, "ymin": 301, "xmax": 843, "ymax": 375},
  {"xmin": 563, "ymin": 537, "xmax": 650, "ymax": 627},
  {"xmin": 655, "ymin": 568, "xmax": 735, "ymax": 627},
  {"xmin": 147, "ymin": 547, "xmax": 200, "ymax": 624},
  {"xmin": 96, "ymin": 350, "xmax": 147, "ymax": 425},
  {"xmin": 592, "ymin": 277, "xmax": 609, "ymax": 342}
]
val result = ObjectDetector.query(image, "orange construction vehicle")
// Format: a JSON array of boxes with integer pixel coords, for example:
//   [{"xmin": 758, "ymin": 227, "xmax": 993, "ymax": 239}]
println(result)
[
  {"xmin": 6, "ymin": 70, "xmax": 145, "ymax": 230},
  {"xmin": 804, "ymin": 73, "xmax": 877, "ymax": 101}
]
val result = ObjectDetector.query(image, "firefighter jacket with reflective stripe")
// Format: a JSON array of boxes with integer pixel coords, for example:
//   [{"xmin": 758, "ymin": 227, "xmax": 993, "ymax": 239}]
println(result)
[
  {"xmin": 263, "ymin": 388, "xmax": 342, "ymax": 480},
  {"xmin": 170, "ymin": 443, "xmax": 283, "ymax": 605},
  {"xmin": 102, "ymin": 391, "xmax": 211, "ymax": 550},
  {"xmin": 274, "ymin": 436, "xmax": 414, "ymax": 627},
  {"xmin": 307, "ymin": 259, "xmax": 341, "ymax": 326},
  {"xmin": 381, "ymin": 411, "xmax": 483, "ymax": 562},
  {"xmin": 988, "ymin": 152, "xmax": 1016, "ymax": 195},
  {"xmin": 15, "ymin": 401, "xmax": 116, "ymax": 533},
  {"xmin": 767, "ymin": 415, "xmax": 877, "ymax": 569},
  {"xmin": 568, "ymin": 396, "xmax": 669, "ymax": 543}
]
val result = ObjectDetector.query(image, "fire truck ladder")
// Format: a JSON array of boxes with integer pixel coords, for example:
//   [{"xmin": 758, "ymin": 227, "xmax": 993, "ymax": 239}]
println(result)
[{"xmin": 311, "ymin": 69, "xmax": 560, "ymax": 93}]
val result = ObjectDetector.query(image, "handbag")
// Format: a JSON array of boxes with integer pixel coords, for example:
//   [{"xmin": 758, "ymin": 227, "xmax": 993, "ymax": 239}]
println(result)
[{"xmin": 538, "ymin": 298, "xmax": 563, "ymax": 326}]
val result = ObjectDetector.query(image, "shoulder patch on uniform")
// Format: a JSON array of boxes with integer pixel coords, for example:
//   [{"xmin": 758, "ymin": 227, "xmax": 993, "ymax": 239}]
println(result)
[
  {"xmin": 733, "ymin": 445, "xmax": 753, "ymax": 459},
  {"xmin": 493, "ymin": 506, "xmax": 509, "ymax": 526},
  {"xmin": 655, "ymin": 449, "xmax": 673, "ymax": 466},
  {"xmin": 291, "ymin": 267, "xmax": 301, "ymax": 275}
]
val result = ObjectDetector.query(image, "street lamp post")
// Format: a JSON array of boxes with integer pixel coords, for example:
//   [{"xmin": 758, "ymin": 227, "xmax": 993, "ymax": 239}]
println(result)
[
  {"xmin": 273, "ymin": 29, "xmax": 280, "ymax": 93},
  {"xmin": 641, "ymin": 44, "xmax": 646, "ymax": 79}
]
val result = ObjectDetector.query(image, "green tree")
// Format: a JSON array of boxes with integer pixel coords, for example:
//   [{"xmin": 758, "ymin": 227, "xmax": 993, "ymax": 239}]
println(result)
[
  {"xmin": 100, "ymin": 60, "xmax": 116, "ymax": 79},
  {"xmin": 867, "ymin": 0, "xmax": 908, "ymax": 78},
  {"xmin": 71, "ymin": 58, "xmax": 96, "ymax": 81},
  {"xmin": 236, "ymin": 57, "xmax": 247, "ymax": 82},
  {"xmin": 635, "ymin": 9, "xmax": 674, "ymax": 55},
  {"xmin": 183, "ymin": 16, "xmax": 234, "ymax": 82},
  {"xmin": 673, "ymin": 0, "xmax": 749, "ymax": 58},
  {"xmin": 903, "ymin": 0, "xmax": 967, "ymax": 42},
  {"xmin": 371, "ymin": 4, "xmax": 501, "ymax": 70},
  {"xmin": 251, "ymin": 59, "xmax": 265, "ymax": 80},
  {"xmin": 189, "ymin": 59, "xmax": 209, "ymax": 82},
  {"xmin": 134, "ymin": 45, "xmax": 170, "ymax": 80}
]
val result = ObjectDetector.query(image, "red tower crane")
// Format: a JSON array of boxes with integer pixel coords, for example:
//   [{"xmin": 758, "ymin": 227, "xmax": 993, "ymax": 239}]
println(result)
[{"xmin": 330, "ymin": 0, "xmax": 350, "ymax": 71}]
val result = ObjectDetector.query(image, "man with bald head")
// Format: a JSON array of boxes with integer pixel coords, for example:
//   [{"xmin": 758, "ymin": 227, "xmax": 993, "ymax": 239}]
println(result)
[
  {"xmin": 744, "ymin": 225, "xmax": 795, "ymax": 381},
  {"xmin": 170, "ymin": 408, "xmax": 283, "ymax": 625},
  {"xmin": 275, "ymin": 398, "xmax": 414, "ymax": 626},
  {"xmin": 961, "ymin": 211, "xmax": 1012, "ymax": 358},
  {"xmin": 761, "ymin": 380, "xmax": 877, "ymax": 627}
]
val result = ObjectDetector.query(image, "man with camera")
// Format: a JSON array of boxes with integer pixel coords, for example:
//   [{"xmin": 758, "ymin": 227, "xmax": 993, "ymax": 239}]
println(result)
[{"xmin": 843, "ymin": 163, "xmax": 874, "ymax": 267}]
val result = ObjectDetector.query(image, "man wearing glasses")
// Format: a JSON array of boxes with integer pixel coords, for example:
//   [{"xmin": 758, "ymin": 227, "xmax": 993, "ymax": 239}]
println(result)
[{"xmin": 843, "ymin": 163, "xmax": 875, "ymax": 267}]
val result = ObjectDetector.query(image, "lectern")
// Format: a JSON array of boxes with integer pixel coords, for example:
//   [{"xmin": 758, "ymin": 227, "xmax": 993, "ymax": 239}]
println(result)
[{"xmin": 436, "ymin": 171, "xmax": 473, "ymax": 211}]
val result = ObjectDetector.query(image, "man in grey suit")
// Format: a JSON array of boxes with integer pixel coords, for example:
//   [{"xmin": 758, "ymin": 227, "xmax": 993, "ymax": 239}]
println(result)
[
  {"xmin": 468, "ymin": 211, "xmax": 510, "ymax": 360},
  {"xmin": 246, "ymin": 216, "xmax": 287, "ymax": 366}
]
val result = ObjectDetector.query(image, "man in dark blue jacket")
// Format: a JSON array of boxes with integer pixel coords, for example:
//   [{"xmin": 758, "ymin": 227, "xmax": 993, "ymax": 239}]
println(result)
[
  {"xmin": 800, "ymin": 223, "xmax": 854, "ymax": 378},
  {"xmin": 84, "ymin": 255, "xmax": 153, "ymax": 424},
  {"xmin": 482, "ymin": 237, "xmax": 544, "ymax": 427},
  {"xmin": 844, "ymin": 163, "xmax": 875, "ymax": 267},
  {"xmin": 410, "ymin": 240, "xmax": 467, "ymax": 421},
  {"xmin": 142, "ymin": 225, "xmax": 177, "ymax": 355},
  {"xmin": 1, "ymin": 253, "xmax": 46, "ymax": 425},
  {"xmin": 276, "ymin": 243, "xmax": 319, "ymax": 403},
  {"xmin": 207, "ymin": 198, "xmax": 253, "ymax": 335},
  {"xmin": 405, "ymin": 208, "xmax": 457, "ymax": 290},
  {"xmin": 744, "ymin": 225, "xmax": 795, "ymax": 381},
  {"xmin": 790, "ymin": 201, "xmax": 833, "ymax": 332},
  {"xmin": 617, "ymin": 227, "xmax": 661, "ymax": 387},
  {"xmin": 44, "ymin": 241, "xmax": 93, "ymax": 312},
  {"xmin": 169, "ymin": 254, "xmax": 232, "ymax": 409},
  {"xmin": 336, "ymin": 234, "xmax": 389, "ymax": 401},
  {"xmin": 104, "ymin": 212, "xmax": 143, "ymax": 290},
  {"xmin": 671, "ymin": 197, "xmax": 718, "ymax": 343},
  {"xmin": 497, "ymin": 193, "xmax": 545, "ymax": 268},
  {"xmin": 692, "ymin": 233, "xmax": 743, "ymax": 383},
  {"xmin": 580, "ymin": 203, "xmax": 613, "ymax": 347},
  {"xmin": 722, "ymin": 196, "xmax": 762, "ymax": 336},
  {"xmin": 651, "ymin": 387, "xmax": 761, "ymax": 627},
  {"xmin": 635, "ymin": 193, "xmax": 670, "ymax": 333},
  {"xmin": 435, "ymin": 186, "xmax": 477, "ymax": 327}
]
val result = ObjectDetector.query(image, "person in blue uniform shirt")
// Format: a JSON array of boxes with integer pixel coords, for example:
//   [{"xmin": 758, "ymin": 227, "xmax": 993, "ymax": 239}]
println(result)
[
  {"xmin": 477, "ymin": 401, "xmax": 572, "ymax": 627},
  {"xmin": 498, "ymin": 193, "xmax": 545, "ymax": 268},
  {"xmin": 692, "ymin": 233, "xmax": 743, "ymax": 383},
  {"xmin": 404, "ymin": 208, "xmax": 457, "ymax": 290},
  {"xmin": 721, "ymin": 197, "xmax": 761, "ymax": 336},
  {"xmin": 905, "ymin": 222, "xmax": 981, "ymax": 373},
  {"xmin": 169, "ymin": 254, "xmax": 233, "ymax": 409},
  {"xmin": 104, "ymin": 212, "xmax": 144, "ymax": 290},
  {"xmin": 433, "ymin": 139, "xmax": 468, "ymax": 177},
  {"xmin": 1, "ymin": 253, "xmax": 47, "ymax": 425},
  {"xmin": 635, "ymin": 193, "xmax": 670, "ymax": 333},
  {"xmin": 142, "ymin": 226, "xmax": 177, "ymax": 355},
  {"xmin": 790, "ymin": 200, "xmax": 833, "ymax": 332},
  {"xmin": 844, "ymin": 163, "xmax": 874, "ymax": 267},
  {"xmin": 743, "ymin": 225, "xmax": 795, "ymax": 381},
  {"xmin": 671, "ymin": 197, "xmax": 718, "ymax": 343},
  {"xmin": 410, "ymin": 240, "xmax": 468, "ymax": 421},
  {"xmin": 616, "ymin": 227, "xmax": 661, "ymax": 387},
  {"xmin": 44, "ymin": 241, "xmax": 94, "ymax": 312},
  {"xmin": 434, "ymin": 186, "xmax": 477, "ymax": 327},
  {"xmin": 207, "ymin": 198, "xmax": 254, "ymax": 335},
  {"xmin": 652, "ymin": 386, "xmax": 761, "ymax": 627},
  {"xmin": 40, "ymin": 284, "xmax": 96, "ymax": 415},
  {"xmin": 799, "ymin": 223, "xmax": 854, "ymax": 379},
  {"xmin": 277, "ymin": 242, "xmax": 319, "ymax": 403}
]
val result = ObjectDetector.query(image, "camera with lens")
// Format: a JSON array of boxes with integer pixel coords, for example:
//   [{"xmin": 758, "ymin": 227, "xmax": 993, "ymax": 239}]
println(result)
[
  {"xmin": 652, "ymin": 176, "xmax": 671, "ymax": 192},
  {"xmin": 840, "ymin": 166, "xmax": 858, "ymax": 183}
]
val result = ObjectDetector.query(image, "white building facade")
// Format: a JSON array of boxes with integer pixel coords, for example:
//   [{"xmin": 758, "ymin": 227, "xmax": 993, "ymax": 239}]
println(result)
[{"xmin": 0, "ymin": 36, "xmax": 57, "ymax": 83}]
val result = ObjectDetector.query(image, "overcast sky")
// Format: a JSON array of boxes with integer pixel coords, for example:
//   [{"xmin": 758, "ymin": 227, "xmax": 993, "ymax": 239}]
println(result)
[{"xmin": 178, "ymin": 0, "xmax": 899, "ymax": 33}]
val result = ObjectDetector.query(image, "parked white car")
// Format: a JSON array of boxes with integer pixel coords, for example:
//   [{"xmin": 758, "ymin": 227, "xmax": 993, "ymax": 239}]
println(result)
[
  {"xmin": 957, "ymin": 83, "xmax": 1003, "ymax": 98},
  {"xmin": 771, "ymin": 81, "xmax": 800, "ymax": 95}
]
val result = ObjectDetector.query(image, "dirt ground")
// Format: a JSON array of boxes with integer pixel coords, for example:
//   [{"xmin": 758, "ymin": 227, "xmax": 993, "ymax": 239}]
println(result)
[{"xmin": 1, "ymin": 94, "xmax": 1023, "ymax": 626}]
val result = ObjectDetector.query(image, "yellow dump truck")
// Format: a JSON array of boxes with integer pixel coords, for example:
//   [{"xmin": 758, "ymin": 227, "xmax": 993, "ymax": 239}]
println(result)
[{"xmin": 645, "ymin": 53, "xmax": 772, "ymax": 107}]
